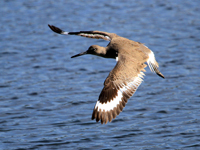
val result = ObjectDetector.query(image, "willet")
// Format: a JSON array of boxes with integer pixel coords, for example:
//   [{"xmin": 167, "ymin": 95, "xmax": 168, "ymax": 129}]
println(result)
[{"xmin": 48, "ymin": 24, "xmax": 165, "ymax": 124}]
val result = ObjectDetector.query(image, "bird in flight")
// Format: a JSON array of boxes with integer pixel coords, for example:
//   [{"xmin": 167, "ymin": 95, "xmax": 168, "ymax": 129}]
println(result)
[{"xmin": 48, "ymin": 24, "xmax": 165, "ymax": 124}]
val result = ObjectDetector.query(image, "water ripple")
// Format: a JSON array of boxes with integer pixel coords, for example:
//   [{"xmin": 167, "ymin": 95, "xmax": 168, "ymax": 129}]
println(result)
[{"xmin": 1, "ymin": 0, "xmax": 200, "ymax": 149}]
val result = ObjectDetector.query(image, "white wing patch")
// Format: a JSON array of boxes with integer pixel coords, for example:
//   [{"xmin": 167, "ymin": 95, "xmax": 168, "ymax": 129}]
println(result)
[
  {"xmin": 94, "ymin": 71, "xmax": 145, "ymax": 112},
  {"xmin": 60, "ymin": 32, "xmax": 111, "ymax": 40},
  {"xmin": 95, "ymin": 90, "xmax": 123, "ymax": 112},
  {"xmin": 62, "ymin": 31, "xmax": 69, "ymax": 35},
  {"xmin": 79, "ymin": 33, "xmax": 111, "ymax": 41}
]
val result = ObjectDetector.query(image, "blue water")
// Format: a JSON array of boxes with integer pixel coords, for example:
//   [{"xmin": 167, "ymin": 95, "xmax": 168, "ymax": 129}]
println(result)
[{"xmin": 1, "ymin": 0, "xmax": 200, "ymax": 149}]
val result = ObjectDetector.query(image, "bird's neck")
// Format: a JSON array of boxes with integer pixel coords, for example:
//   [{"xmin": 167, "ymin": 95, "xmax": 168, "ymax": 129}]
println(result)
[{"xmin": 102, "ymin": 47, "xmax": 118, "ymax": 59}]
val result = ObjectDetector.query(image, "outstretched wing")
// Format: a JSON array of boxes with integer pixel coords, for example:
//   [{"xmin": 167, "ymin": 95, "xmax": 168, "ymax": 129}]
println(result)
[
  {"xmin": 48, "ymin": 24, "xmax": 117, "ymax": 41},
  {"xmin": 91, "ymin": 54, "xmax": 147, "ymax": 124}
]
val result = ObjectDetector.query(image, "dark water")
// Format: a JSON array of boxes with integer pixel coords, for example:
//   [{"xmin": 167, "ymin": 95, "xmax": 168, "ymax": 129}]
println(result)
[{"xmin": 1, "ymin": 0, "xmax": 200, "ymax": 149}]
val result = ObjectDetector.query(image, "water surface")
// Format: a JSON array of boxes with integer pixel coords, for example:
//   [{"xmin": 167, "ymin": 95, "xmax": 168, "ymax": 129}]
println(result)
[{"xmin": 0, "ymin": 0, "xmax": 200, "ymax": 149}]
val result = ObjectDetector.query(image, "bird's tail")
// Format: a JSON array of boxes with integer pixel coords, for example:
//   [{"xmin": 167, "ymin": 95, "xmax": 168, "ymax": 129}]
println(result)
[{"xmin": 147, "ymin": 51, "xmax": 165, "ymax": 78}]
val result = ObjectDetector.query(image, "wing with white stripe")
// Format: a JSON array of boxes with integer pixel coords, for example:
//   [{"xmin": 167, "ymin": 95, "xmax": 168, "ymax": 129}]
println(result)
[
  {"xmin": 91, "ymin": 54, "xmax": 146, "ymax": 124},
  {"xmin": 48, "ymin": 24, "xmax": 115, "ymax": 41}
]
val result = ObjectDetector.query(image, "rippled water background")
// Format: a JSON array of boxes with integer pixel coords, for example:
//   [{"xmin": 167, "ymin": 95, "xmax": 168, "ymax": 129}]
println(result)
[{"xmin": 1, "ymin": 0, "xmax": 200, "ymax": 149}]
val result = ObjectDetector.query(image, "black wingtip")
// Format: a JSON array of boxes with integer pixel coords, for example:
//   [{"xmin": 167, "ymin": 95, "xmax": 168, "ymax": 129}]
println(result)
[{"xmin": 48, "ymin": 24, "xmax": 63, "ymax": 34}]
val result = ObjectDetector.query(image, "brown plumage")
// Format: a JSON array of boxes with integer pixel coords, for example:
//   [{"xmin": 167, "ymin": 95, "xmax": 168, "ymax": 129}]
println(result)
[{"xmin": 48, "ymin": 24, "xmax": 165, "ymax": 124}]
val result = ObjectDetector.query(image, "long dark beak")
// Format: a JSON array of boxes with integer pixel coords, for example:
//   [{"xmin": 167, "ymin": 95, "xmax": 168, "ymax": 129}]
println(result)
[{"xmin": 71, "ymin": 51, "xmax": 87, "ymax": 58}]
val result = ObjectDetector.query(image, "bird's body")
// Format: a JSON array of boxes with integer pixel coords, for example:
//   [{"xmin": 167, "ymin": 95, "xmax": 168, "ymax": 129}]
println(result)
[{"xmin": 48, "ymin": 24, "xmax": 165, "ymax": 124}]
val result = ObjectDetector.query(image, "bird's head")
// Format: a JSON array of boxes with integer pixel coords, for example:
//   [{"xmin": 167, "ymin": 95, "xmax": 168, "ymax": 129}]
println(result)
[{"xmin": 71, "ymin": 45, "xmax": 106, "ymax": 58}]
